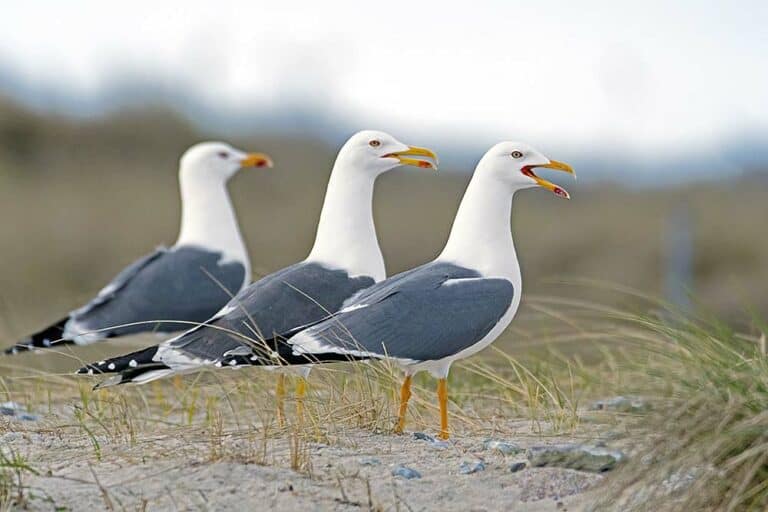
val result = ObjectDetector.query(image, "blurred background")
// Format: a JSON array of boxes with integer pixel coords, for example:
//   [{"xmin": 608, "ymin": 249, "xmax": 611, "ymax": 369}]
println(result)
[{"xmin": 0, "ymin": 0, "xmax": 766, "ymax": 346}]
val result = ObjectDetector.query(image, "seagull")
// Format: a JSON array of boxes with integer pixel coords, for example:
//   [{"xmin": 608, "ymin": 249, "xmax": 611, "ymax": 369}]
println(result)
[
  {"xmin": 5, "ymin": 142, "xmax": 272, "ymax": 355},
  {"xmin": 77, "ymin": 130, "xmax": 438, "ymax": 423},
  {"xmin": 147, "ymin": 142, "xmax": 572, "ymax": 439}
]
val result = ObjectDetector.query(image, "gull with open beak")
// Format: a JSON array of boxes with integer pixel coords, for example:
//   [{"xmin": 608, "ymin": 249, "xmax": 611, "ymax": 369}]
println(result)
[
  {"xmin": 78, "ymin": 130, "xmax": 439, "ymax": 427},
  {"xmin": 283, "ymin": 141, "xmax": 573, "ymax": 438},
  {"xmin": 5, "ymin": 142, "xmax": 272, "ymax": 355}
]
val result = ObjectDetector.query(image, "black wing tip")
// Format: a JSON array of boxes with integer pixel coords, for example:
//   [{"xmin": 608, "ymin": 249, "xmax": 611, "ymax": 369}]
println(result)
[
  {"xmin": 75, "ymin": 359, "xmax": 114, "ymax": 375},
  {"xmin": 3, "ymin": 343, "xmax": 27, "ymax": 356},
  {"xmin": 3, "ymin": 338, "xmax": 75, "ymax": 356},
  {"xmin": 77, "ymin": 345, "xmax": 161, "ymax": 376},
  {"xmin": 4, "ymin": 316, "xmax": 73, "ymax": 356},
  {"xmin": 93, "ymin": 365, "xmax": 171, "ymax": 389}
]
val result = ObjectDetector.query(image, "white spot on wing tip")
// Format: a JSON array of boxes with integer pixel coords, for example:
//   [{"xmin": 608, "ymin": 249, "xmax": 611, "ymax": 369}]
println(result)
[
  {"xmin": 129, "ymin": 359, "xmax": 138, "ymax": 368},
  {"xmin": 107, "ymin": 363, "xmax": 115, "ymax": 370}
]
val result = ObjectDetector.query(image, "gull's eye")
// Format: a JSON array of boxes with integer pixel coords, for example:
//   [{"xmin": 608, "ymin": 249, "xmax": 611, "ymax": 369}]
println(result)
[
  {"xmin": 369, "ymin": 140, "xmax": 381, "ymax": 148},
  {"xmin": 217, "ymin": 151, "xmax": 230, "ymax": 159},
  {"xmin": 511, "ymin": 151, "xmax": 524, "ymax": 159}
]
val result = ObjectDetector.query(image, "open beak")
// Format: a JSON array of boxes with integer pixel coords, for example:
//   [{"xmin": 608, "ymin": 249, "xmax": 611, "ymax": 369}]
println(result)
[
  {"xmin": 521, "ymin": 159, "xmax": 575, "ymax": 199},
  {"xmin": 384, "ymin": 146, "xmax": 439, "ymax": 170},
  {"xmin": 239, "ymin": 153, "xmax": 274, "ymax": 169}
]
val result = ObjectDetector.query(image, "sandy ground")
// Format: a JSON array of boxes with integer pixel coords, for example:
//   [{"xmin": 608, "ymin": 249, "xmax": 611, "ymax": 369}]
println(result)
[{"xmin": 2, "ymin": 415, "xmax": 611, "ymax": 511}]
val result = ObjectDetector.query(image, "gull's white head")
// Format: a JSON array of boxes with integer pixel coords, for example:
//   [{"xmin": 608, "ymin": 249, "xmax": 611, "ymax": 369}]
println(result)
[
  {"xmin": 478, "ymin": 141, "xmax": 575, "ymax": 198},
  {"xmin": 335, "ymin": 130, "xmax": 438, "ymax": 176},
  {"xmin": 179, "ymin": 141, "xmax": 273, "ymax": 182}
]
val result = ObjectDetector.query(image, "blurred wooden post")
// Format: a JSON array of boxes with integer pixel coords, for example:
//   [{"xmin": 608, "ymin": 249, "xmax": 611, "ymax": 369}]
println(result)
[{"xmin": 664, "ymin": 203, "xmax": 693, "ymax": 312}]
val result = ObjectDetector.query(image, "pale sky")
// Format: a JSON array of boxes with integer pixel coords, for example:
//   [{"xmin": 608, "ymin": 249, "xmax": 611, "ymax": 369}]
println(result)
[{"xmin": 1, "ymin": 0, "xmax": 767, "ymax": 154}]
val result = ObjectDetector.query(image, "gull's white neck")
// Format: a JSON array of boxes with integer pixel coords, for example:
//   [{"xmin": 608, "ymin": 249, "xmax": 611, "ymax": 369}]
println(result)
[
  {"xmin": 306, "ymin": 162, "xmax": 385, "ymax": 281},
  {"xmin": 439, "ymin": 171, "xmax": 520, "ymax": 281},
  {"xmin": 175, "ymin": 170, "xmax": 250, "ymax": 276}
]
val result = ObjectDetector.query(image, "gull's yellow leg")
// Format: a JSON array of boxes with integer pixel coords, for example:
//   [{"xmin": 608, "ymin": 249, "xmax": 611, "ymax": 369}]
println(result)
[
  {"xmin": 437, "ymin": 378, "xmax": 449, "ymax": 440},
  {"xmin": 295, "ymin": 376, "xmax": 307, "ymax": 426},
  {"xmin": 394, "ymin": 375, "xmax": 413, "ymax": 434},
  {"xmin": 276, "ymin": 373, "xmax": 286, "ymax": 427}
]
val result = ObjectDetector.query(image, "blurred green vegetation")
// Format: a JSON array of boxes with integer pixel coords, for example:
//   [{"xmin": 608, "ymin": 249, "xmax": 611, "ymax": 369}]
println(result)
[{"xmin": 0, "ymin": 95, "xmax": 766, "ymax": 349}]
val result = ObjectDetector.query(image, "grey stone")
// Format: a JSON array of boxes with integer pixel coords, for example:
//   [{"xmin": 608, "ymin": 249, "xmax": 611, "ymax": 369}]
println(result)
[
  {"xmin": 527, "ymin": 444, "xmax": 625, "ymax": 473},
  {"xmin": 459, "ymin": 461, "xmax": 486, "ymax": 474},
  {"xmin": 413, "ymin": 432, "xmax": 450, "ymax": 449},
  {"xmin": 0, "ymin": 401, "xmax": 38, "ymax": 421},
  {"xmin": 590, "ymin": 396, "xmax": 648, "ymax": 413},
  {"xmin": 509, "ymin": 462, "xmax": 527, "ymax": 473},
  {"xmin": 483, "ymin": 438, "xmax": 522, "ymax": 455},
  {"xmin": 392, "ymin": 466, "xmax": 421, "ymax": 480},
  {"xmin": 662, "ymin": 469, "xmax": 698, "ymax": 494},
  {"xmin": 0, "ymin": 401, "xmax": 23, "ymax": 416},
  {"xmin": 359, "ymin": 457, "xmax": 381, "ymax": 466}
]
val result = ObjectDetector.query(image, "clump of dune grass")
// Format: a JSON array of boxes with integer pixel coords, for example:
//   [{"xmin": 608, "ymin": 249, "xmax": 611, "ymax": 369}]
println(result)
[
  {"xmin": 591, "ymin": 304, "xmax": 768, "ymax": 511},
  {"xmin": 0, "ymin": 447, "xmax": 37, "ymax": 511}
]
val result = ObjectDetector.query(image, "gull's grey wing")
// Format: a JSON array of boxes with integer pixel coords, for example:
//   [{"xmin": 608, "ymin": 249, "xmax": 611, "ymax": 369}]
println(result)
[
  {"xmin": 289, "ymin": 262, "xmax": 515, "ymax": 362},
  {"xmin": 75, "ymin": 247, "xmax": 168, "ymax": 314},
  {"xmin": 70, "ymin": 246, "xmax": 246, "ymax": 337},
  {"xmin": 162, "ymin": 262, "xmax": 376, "ymax": 364}
]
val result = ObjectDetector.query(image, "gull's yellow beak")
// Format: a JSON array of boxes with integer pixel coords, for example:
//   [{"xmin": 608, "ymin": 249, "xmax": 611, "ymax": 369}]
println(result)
[
  {"xmin": 384, "ymin": 146, "xmax": 439, "ymax": 170},
  {"xmin": 522, "ymin": 159, "xmax": 575, "ymax": 199},
  {"xmin": 239, "ymin": 153, "xmax": 274, "ymax": 169}
]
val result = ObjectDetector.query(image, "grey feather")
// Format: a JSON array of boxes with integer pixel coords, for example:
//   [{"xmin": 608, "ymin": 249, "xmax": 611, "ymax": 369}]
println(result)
[
  {"xmin": 165, "ymin": 262, "xmax": 376, "ymax": 362},
  {"xmin": 70, "ymin": 246, "xmax": 246, "ymax": 337},
  {"xmin": 291, "ymin": 262, "xmax": 514, "ymax": 361}
]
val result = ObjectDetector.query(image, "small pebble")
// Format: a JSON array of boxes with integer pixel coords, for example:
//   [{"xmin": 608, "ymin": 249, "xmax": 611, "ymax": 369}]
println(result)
[
  {"xmin": 359, "ymin": 457, "xmax": 381, "ymax": 466},
  {"xmin": 662, "ymin": 470, "xmax": 698, "ymax": 493},
  {"xmin": 392, "ymin": 465, "xmax": 421, "ymax": 480},
  {"xmin": 413, "ymin": 432, "xmax": 449, "ymax": 449},
  {"xmin": 527, "ymin": 444, "xmax": 625, "ymax": 472},
  {"xmin": 483, "ymin": 438, "xmax": 522, "ymax": 455},
  {"xmin": 0, "ymin": 401, "xmax": 38, "ymax": 421},
  {"xmin": 459, "ymin": 461, "xmax": 486, "ymax": 475},
  {"xmin": 509, "ymin": 461, "xmax": 527, "ymax": 473},
  {"xmin": 0, "ymin": 401, "xmax": 23, "ymax": 416},
  {"xmin": 589, "ymin": 396, "xmax": 648, "ymax": 413},
  {"xmin": 413, "ymin": 432, "xmax": 434, "ymax": 441}
]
